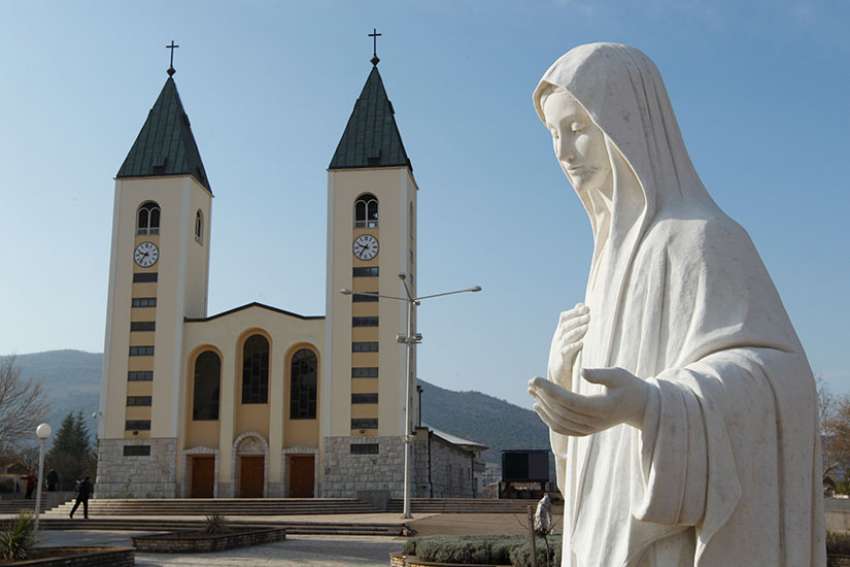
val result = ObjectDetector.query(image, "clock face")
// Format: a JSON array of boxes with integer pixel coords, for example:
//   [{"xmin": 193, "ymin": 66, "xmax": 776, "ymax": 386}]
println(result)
[
  {"xmin": 353, "ymin": 234, "xmax": 379, "ymax": 261},
  {"xmin": 134, "ymin": 241, "xmax": 159, "ymax": 268}
]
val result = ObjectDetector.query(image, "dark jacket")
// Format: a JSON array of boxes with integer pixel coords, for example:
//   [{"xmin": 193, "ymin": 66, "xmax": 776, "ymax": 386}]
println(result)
[{"xmin": 76, "ymin": 479, "xmax": 92, "ymax": 500}]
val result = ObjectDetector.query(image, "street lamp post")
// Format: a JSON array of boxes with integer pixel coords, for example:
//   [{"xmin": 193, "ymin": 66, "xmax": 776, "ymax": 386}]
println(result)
[
  {"xmin": 342, "ymin": 274, "xmax": 481, "ymax": 520},
  {"xmin": 34, "ymin": 423, "xmax": 52, "ymax": 531}
]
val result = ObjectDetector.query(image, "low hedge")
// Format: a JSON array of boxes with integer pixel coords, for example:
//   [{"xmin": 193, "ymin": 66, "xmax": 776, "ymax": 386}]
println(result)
[
  {"xmin": 830, "ymin": 532, "xmax": 850, "ymax": 556},
  {"xmin": 404, "ymin": 531, "xmax": 850, "ymax": 566},
  {"xmin": 402, "ymin": 535, "xmax": 561, "ymax": 567}
]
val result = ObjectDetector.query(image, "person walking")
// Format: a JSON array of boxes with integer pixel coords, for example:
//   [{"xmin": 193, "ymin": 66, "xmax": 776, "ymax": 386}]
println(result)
[
  {"xmin": 69, "ymin": 477, "xmax": 92, "ymax": 519},
  {"xmin": 24, "ymin": 472, "xmax": 36, "ymax": 499},
  {"xmin": 46, "ymin": 469, "xmax": 58, "ymax": 492}
]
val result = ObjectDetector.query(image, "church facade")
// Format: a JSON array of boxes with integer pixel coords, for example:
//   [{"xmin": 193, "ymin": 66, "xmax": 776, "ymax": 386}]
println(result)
[{"xmin": 96, "ymin": 57, "xmax": 484, "ymax": 499}]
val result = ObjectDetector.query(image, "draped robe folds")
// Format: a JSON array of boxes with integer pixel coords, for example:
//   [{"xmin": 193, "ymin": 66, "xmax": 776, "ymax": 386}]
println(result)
[{"xmin": 533, "ymin": 43, "xmax": 825, "ymax": 567}]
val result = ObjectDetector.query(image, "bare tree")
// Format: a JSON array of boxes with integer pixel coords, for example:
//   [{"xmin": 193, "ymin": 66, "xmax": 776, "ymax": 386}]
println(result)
[
  {"xmin": 0, "ymin": 356, "xmax": 49, "ymax": 459},
  {"xmin": 819, "ymin": 376, "xmax": 850, "ymax": 486}
]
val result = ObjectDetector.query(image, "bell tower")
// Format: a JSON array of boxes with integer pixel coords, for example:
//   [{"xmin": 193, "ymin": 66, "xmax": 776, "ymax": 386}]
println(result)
[
  {"xmin": 322, "ymin": 54, "xmax": 419, "ymax": 497},
  {"xmin": 96, "ymin": 65, "xmax": 212, "ymax": 498}
]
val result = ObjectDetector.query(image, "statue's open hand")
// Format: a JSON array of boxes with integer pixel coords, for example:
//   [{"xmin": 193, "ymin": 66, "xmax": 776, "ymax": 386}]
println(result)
[
  {"xmin": 528, "ymin": 368, "xmax": 649, "ymax": 436},
  {"xmin": 547, "ymin": 303, "xmax": 590, "ymax": 389}
]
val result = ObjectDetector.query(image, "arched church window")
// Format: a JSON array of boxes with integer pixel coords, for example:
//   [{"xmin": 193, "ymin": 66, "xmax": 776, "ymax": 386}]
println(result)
[
  {"xmin": 194, "ymin": 210, "xmax": 203, "ymax": 243},
  {"xmin": 242, "ymin": 334, "xmax": 269, "ymax": 404},
  {"xmin": 290, "ymin": 348, "xmax": 317, "ymax": 419},
  {"xmin": 354, "ymin": 193, "xmax": 379, "ymax": 228},
  {"xmin": 137, "ymin": 201, "xmax": 161, "ymax": 235},
  {"xmin": 193, "ymin": 350, "xmax": 220, "ymax": 420}
]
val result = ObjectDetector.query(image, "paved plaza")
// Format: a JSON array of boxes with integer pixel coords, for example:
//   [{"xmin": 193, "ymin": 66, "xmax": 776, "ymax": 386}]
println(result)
[{"xmin": 37, "ymin": 530, "xmax": 404, "ymax": 566}]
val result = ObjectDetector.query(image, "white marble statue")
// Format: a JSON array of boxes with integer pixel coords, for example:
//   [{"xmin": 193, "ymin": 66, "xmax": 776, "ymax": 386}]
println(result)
[{"xmin": 527, "ymin": 43, "xmax": 825, "ymax": 567}]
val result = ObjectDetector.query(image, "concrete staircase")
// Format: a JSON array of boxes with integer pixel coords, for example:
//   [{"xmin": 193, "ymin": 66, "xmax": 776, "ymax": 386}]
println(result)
[
  {"xmin": 48, "ymin": 498, "xmax": 379, "ymax": 517},
  {"xmin": 0, "ymin": 497, "xmax": 67, "ymax": 515},
  {"xmin": 37, "ymin": 517, "xmax": 406, "ymax": 536},
  {"xmin": 387, "ymin": 498, "xmax": 550, "ymax": 514}
]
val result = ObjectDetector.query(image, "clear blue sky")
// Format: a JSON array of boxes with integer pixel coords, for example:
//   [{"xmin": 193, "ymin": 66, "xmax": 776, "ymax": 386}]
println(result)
[{"xmin": 1, "ymin": 1, "xmax": 848, "ymax": 407}]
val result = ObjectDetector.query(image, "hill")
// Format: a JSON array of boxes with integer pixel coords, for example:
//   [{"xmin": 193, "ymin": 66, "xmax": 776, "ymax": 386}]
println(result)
[
  {"xmin": 418, "ymin": 380, "xmax": 549, "ymax": 462},
  {"xmin": 12, "ymin": 350, "xmax": 101, "ymax": 437},
  {"xmin": 8, "ymin": 350, "xmax": 548, "ymax": 462}
]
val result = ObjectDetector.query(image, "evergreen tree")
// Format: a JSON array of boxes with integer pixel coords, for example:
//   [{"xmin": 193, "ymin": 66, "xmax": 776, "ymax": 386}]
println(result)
[{"xmin": 46, "ymin": 412, "xmax": 95, "ymax": 491}]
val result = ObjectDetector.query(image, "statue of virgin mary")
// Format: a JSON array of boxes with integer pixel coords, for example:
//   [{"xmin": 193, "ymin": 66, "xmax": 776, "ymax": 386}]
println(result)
[{"xmin": 527, "ymin": 43, "xmax": 825, "ymax": 567}]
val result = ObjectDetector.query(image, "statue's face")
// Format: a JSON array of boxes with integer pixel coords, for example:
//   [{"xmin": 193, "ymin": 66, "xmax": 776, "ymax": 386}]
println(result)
[{"xmin": 543, "ymin": 89, "xmax": 610, "ymax": 193}]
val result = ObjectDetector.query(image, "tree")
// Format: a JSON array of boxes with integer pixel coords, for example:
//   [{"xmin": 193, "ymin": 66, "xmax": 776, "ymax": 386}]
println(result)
[
  {"xmin": 0, "ymin": 356, "xmax": 49, "ymax": 460},
  {"xmin": 46, "ymin": 412, "xmax": 95, "ymax": 491},
  {"xmin": 819, "ymin": 376, "xmax": 850, "ymax": 487}
]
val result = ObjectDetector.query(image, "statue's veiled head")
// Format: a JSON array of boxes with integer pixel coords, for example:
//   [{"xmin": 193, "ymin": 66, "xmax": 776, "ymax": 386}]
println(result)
[
  {"xmin": 533, "ymin": 43, "xmax": 715, "ymax": 217},
  {"xmin": 540, "ymin": 87, "xmax": 610, "ymax": 195}
]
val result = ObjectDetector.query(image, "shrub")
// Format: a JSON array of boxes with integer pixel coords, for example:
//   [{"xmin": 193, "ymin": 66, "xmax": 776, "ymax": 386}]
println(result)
[
  {"xmin": 204, "ymin": 513, "xmax": 228, "ymax": 535},
  {"xmin": 0, "ymin": 512, "xmax": 35, "ymax": 561},
  {"xmin": 828, "ymin": 531, "xmax": 850, "ymax": 556},
  {"xmin": 403, "ymin": 535, "xmax": 560, "ymax": 565},
  {"xmin": 508, "ymin": 535, "xmax": 561, "ymax": 567}
]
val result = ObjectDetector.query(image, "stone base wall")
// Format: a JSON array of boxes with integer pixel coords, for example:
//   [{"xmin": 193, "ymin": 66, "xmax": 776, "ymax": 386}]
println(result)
[
  {"xmin": 321, "ymin": 436, "xmax": 407, "ymax": 498},
  {"xmin": 95, "ymin": 438, "xmax": 177, "ymax": 498}
]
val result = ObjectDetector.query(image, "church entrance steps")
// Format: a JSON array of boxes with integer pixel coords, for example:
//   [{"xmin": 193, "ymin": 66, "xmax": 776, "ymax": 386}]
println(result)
[
  {"xmin": 47, "ymin": 498, "xmax": 380, "ymax": 516},
  {"xmin": 386, "ymin": 498, "xmax": 554, "ymax": 514},
  {"xmin": 35, "ymin": 517, "xmax": 407, "ymax": 536},
  {"xmin": 0, "ymin": 498, "xmax": 65, "ymax": 515}
]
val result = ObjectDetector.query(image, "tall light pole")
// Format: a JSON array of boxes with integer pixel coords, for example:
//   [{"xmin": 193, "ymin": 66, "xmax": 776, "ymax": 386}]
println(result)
[
  {"xmin": 341, "ymin": 274, "xmax": 482, "ymax": 520},
  {"xmin": 34, "ymin": 423, "xmax": 52, "ymax": 531}
]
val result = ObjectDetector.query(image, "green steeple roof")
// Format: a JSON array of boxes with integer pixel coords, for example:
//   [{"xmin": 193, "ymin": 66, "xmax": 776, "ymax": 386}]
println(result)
[
  {"xmin": 117, "ymin": 77, "xmax": 211, "ymax": 192},
  {"xmin": 329, "ymin": 66, "xmax": 411, "ymax": 170}
]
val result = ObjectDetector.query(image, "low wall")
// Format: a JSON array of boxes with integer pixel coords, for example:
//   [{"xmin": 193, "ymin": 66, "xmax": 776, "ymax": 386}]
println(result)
[
  {"xmin": 826, "ymin": 498, "xmax": 850, "ymax": 533},
  {"xmin": 133, "ymin": 527, "xmax": 286, "ymax": 553},
  {"xmin": 390, "ymin": 555, "xmax": 510, "ymax": 567},
  {"xmin": 11, "ymin": 547, "xmax": 134, "ymax": 566}
]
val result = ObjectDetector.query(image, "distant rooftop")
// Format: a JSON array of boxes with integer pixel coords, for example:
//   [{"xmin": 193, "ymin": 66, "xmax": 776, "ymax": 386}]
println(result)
[{"xmin": 425, "ymin": 425, "xmax": 488, "ymax": 451}]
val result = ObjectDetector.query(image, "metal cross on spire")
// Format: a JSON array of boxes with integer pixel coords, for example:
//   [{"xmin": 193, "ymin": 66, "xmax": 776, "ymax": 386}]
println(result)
[
  {"xmin": 368, "ymin": 28, "xmax": 382, "ymax": 66},
  {"xmin": 165, "ymin": 40, "xmax": 180, "ymax": 77}
]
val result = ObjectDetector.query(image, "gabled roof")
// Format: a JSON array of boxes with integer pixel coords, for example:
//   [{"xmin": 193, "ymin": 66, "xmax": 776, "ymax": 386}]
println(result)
[
  {"xmin": 329, "ymin": 65, "xmax": 411, "ymax": 170},
  {"xmin": 424, "ymin": 425, "xmax": 488, "ymax": 451},
  {"xmin": 184, "ymin": 301, "xmax": 324, "ymax": 323},
  {"xmin": 117, "ymin": 77, "xmax": 211, "ymax": 192}
]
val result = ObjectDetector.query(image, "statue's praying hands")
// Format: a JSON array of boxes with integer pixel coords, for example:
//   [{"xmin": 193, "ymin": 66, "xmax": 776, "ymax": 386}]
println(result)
[
  {"xmin": 546, "ymin": 303, "xmax": 589, "ymax": 390},
  {"xmin": 529, "ymin": 367, "xmax": 649, "ymax": 435},
  {"xmin": 531, "ymin": 302, "xmax": 650, "ymax": 436}
]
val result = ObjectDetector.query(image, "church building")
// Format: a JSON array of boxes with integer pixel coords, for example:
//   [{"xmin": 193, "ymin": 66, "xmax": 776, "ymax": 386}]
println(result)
[{"xmin": 95, "ymin": 47, "xmax": 485, "ymax": 499}]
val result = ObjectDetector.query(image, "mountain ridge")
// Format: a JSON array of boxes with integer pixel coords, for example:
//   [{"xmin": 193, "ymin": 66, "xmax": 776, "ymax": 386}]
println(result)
[{"xmin": 8, "ymin": 350, "xmax": 549, "ymax": 463}]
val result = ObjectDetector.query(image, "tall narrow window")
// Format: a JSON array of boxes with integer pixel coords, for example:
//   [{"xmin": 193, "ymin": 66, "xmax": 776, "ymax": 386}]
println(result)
[
  {"xmin": 193, "ymin": 351, "xmax": 221, "ymax": 420},
  {"xmin": 290, "ymin": 349, "xmax": 317, "ymax": 419},
  {"xmin": 194, "ymin": 210, "xmax": 203, "ymax": 243},
  {"xmin": 242, "ymin": 334, "xmax": 269, "ymax": 404},
  {"xmin": 354, "ymin": 193, "xmax": 379, "ymax": 228},
  {"xmin": 137, "ymin": 201, "xmax": 161, "ymax": 235}
]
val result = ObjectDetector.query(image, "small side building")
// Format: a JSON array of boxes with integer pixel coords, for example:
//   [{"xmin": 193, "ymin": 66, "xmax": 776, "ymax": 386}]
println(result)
[{"xmin": 412, "ymin": 426, "xmax": 487, "ymax": 498}]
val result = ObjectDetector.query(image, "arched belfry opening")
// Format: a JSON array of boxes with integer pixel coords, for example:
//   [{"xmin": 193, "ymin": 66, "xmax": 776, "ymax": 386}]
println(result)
[
  {"xmin": 354, "ymin": 193, "xmax": 379, "ymax": 228},
  {"xmin": 137, "ymin": 201, "xmax": 161, "ymax": 235}
]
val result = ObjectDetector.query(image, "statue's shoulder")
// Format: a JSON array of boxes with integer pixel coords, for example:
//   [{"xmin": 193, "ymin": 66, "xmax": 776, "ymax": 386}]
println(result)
[{"xmin": 645, "ymin": 211, "xmax": 754, "ymax": 262}]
